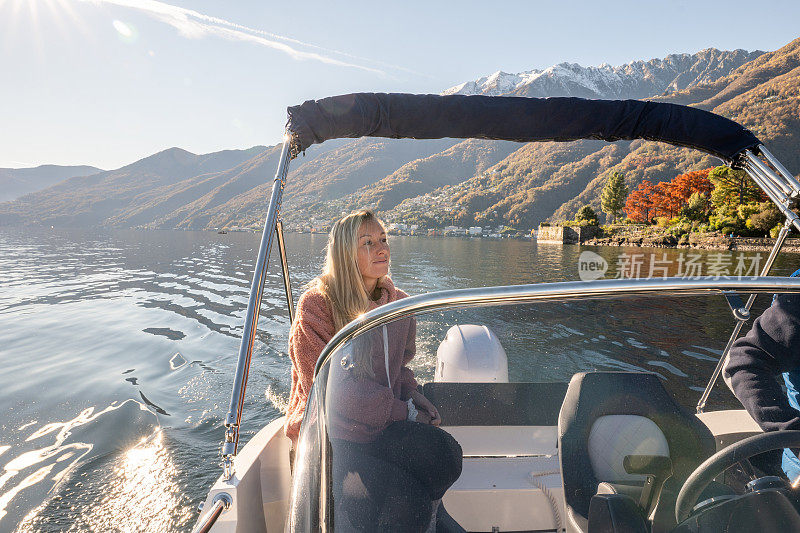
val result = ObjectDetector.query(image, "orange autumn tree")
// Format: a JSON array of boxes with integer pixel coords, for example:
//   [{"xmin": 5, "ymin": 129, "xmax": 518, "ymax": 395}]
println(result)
[
  {"xmin": 625, "ymin": 180, "xmax": 656, "ymax": 222},
  {"xmin": 671, "ymin": 169, "xmax": 713, "ymax": 204},
  {"xmin": 624, "ymin": 168, "xmax": 714, "ymax": 223},
  {"xmin": 652, "ymin": 181, "xmax": 683, "ymax": 218}
]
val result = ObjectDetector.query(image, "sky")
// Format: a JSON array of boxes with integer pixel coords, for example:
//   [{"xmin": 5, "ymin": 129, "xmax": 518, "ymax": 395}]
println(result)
[{"xmin": 2, "ymin": 0, "xmax": 799, "ymax": 170}]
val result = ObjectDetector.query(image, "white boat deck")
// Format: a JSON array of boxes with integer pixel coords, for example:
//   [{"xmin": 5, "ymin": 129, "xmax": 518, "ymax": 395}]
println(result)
[
  {"xmin": 199, "ymin": 408, "xmax": 762, "ymax": 532},
  {"xmin": 441, "ymin": 425, "xmax": 564, "ymax": 531},
  {"xmin": 446, "ymin": 455, "xmax": 563, "ymax": 532}
]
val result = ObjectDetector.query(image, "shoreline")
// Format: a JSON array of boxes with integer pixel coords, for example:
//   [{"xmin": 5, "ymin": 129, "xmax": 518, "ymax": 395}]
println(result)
[
  {"xmin": 581, "ymin": 233, "xmax": 800, "ymax": 254},
  {"xmin": 5, "ymin": 224, "xmax": 800, "ymax": 253}
]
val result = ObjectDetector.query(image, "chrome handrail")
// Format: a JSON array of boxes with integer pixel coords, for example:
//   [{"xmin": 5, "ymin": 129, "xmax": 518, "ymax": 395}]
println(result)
[
  {"xmin": 313, "ymin": 277, "xmax": 800, "ymax": 377},
  {"xmin": 194, "ymin": 493, "xmax": 232, "ymax": 533}
]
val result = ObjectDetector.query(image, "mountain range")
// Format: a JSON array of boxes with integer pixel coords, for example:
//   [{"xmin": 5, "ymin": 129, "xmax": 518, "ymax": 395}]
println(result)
[
  {"xmin": 443, "ymin": 48, "xmax": 762, "ymax": 99},
  {"xmin": 0, "ymin": 165, "xmax": 102, "ymax": 203},
  {"xmin": 1, "ymin": 39, "xmax": 799, "ymax": 230}
]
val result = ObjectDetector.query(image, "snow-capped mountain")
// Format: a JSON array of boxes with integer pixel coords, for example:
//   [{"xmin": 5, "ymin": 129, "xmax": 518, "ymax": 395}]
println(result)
[{"xmin": 443, "ymin": 48, "xmax": 763, "ymax": 99}]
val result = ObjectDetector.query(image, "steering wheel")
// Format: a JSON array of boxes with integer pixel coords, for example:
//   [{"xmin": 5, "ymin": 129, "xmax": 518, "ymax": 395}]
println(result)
[{"xmin": 675, "ymin": 430, "xmax": 800, "ymax": 523}]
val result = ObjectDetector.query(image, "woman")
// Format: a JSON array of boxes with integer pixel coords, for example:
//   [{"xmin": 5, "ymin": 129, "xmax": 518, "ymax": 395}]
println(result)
[
  {"xmin": 285, "ymin": 209, "xmax": 462, "ymax": 532},
  {"xmin": 284, "ymin": 209, "xmax": 440, "ymax": 447}
]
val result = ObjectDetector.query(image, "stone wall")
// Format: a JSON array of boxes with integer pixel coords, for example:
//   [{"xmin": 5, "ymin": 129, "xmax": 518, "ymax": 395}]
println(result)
[
  {"xmin": 537, "ymin": 225, "xmax": 566, "ymax": 243},
  {"xmin": 537, "ymin": 224, "xmax": 601, "ymax": 244},
  {"xmin": 586, "ymin": 230, "xmax": 800, "ymax": 252}
]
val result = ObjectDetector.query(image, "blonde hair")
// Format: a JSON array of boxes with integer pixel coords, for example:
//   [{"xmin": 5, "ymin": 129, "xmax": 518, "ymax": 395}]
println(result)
[{"xmin": 312, "ymin": 209, "xmax": 389, "ymax": 377}]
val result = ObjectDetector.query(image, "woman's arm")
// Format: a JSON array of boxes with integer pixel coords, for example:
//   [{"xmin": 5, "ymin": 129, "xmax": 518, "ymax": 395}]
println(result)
[
  {"xmin": 289, "ymin": 292, "xmax": 335, "ymax": 398},
  {"xmin": 330, "ymin": 359, "xmax": 408, "ymax": 427},
  {"xmin": 399, "ymin": 317, "xmax": 418, "ymax": 400},
  {"xmin": 725, "ymin": 294, "xmax": 800, "ymax": 432}
]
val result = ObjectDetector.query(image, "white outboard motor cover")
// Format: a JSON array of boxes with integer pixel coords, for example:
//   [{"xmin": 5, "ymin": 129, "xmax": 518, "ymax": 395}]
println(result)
[{"xmin": 435, "ymin": 325, "xmax": 508, "ymax": 382}]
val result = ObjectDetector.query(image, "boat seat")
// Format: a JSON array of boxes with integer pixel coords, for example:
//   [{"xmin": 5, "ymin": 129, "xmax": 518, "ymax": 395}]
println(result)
[
  {"xmin": 440, "ymin": 425, "xmax": 557, "ymax": 457},
  {"xmin": 596, "ymin": 481, "xmax": 645, "ymax": 500},
  {"xmin": 558, "ymin": 372, "xmax": 717, "ymax": 533},
  {"xmin": 421, "ymin": 381, "xmax": 568, "ymax": 426},
  {"xmin": 423, "ymin": 382, "xmax": 566, "ymax": 456},
  {"xmin": 588, "ymin": 493, "xmax": 649, "ymax": 533}
]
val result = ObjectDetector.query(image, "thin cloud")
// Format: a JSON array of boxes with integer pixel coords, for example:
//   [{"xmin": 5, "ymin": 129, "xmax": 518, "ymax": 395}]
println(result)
[
  {"xmin": 77, "ymin": 0, "xmax": 409, "ymax": 75},
  {"xmin": 211, "ymin": 14, "xmax": 428, "ymax": 78}
]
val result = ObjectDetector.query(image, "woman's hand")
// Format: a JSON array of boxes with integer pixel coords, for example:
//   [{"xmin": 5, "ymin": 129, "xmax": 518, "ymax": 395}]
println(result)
[
  {"xmin": 416, "ymin": 411, "xmax": 433, "ymax": 425},
  {"xmin": 410, "ymin": 390, "xmax": 441, "ymax": 426}
]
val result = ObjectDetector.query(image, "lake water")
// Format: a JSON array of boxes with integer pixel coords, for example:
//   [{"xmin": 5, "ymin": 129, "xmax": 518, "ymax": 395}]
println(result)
[{"xmin": 2, "ymin": 227, "xmax": 799, "ymax": 532}]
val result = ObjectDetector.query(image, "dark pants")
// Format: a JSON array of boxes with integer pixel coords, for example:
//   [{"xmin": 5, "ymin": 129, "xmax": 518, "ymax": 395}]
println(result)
[{"xmin": 332, "ymin": 421, "xmax": 463, "ymax": 533}]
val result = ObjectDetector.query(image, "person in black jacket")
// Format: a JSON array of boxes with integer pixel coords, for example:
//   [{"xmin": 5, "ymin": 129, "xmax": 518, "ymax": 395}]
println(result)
[{"xmin": 724, "ymin": 275, "xmax": 800, "ymax": 481}]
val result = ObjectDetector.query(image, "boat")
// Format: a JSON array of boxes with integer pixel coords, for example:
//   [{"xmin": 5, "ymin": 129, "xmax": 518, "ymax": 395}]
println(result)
[{"xmin": 194, "ymin": 93, "xmax": 800, "ymax": 532}]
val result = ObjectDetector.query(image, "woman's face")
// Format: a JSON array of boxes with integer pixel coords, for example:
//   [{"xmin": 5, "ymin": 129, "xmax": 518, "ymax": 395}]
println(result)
[{"xmin": 355, "ymin": 219, "xmax": 390, "ymax": 289}]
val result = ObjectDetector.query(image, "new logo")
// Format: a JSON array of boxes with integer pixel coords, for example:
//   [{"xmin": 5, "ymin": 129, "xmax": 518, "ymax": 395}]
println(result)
[{"xmin": 578, "ymin": 251, "xmax": 608, "ymax": 281}]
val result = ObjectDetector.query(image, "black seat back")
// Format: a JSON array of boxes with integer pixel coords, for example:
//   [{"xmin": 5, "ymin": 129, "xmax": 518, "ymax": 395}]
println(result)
[
  {"xmin": 422, "ymin": 382, "xmax": 568, "ymax": 426},
  {"xmin": 558, "ymin": 372, "xmax": 716, "ymax": 533}
]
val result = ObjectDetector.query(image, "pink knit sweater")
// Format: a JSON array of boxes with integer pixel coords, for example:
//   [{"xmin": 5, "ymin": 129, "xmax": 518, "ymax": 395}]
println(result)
[{"xmin": 284, "ymin": 276, "xmax": 418, "ymax": 446}]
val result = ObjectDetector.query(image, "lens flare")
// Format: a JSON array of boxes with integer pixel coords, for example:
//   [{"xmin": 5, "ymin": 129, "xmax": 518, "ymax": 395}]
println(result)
[{"xmin": 112, "ymin": 19, "xmax": 137, "ymax": 43}]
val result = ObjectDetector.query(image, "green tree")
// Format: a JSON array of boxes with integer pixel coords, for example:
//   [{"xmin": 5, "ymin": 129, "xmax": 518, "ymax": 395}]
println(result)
[
  {"xmin": 681, "ymin": 192, "xmax": 710, "ymax": 222},
  {"xmin": 709, "ymin": 166, "xmax": 763, "ymax": 217},
  {"xmin": 749, "ymin": 202, "xmax": 782, "ymax": 233},
  {"xmin": 601, "ymin": 171, "xmax": 628, "ymax": 223},
  {"xmin": 574, "ymin": 205, "xmax": 599, "ymax": 226}
]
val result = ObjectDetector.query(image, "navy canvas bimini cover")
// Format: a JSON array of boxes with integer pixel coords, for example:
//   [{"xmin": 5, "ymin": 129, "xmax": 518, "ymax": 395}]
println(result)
[{"xmin": 286, "ymin": 93, "xmax": 760, "ymax": 163}]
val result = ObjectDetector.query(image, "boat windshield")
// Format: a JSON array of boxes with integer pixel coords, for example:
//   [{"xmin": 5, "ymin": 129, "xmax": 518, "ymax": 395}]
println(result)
[{"xmin": 287, "ymin": 290, "xmax": 777, "ymax": 532}]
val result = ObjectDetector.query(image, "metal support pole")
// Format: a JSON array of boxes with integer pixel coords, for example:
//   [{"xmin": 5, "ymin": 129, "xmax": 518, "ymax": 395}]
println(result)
[
  {"xmin": 760, "ymin": 145, "xmax": 800, "ymax": 192},
  {"xmin": 744, "ymin": 159, "xmax": 800, "ymax": 234},
  {"xmin": 745, "ymin": 159, "xmax": 789, "ymax": 202},
  {"xmin": 221, "ymin": 139, "xmax": 292, "ymax": 479},
  {"xmin": 746, "ymin": 152, "xmax": 793, "ymax": 195},
  {"xmin": 699, "ymin": 150, "xmax": 800, "ymax": 412},
  {"xmin": 696, "ymin": 220, "xmax": 792, "ymax": 413},
  {"xmin": 276, "ymin": 219, "xmax": 295, "ymax": 324}
]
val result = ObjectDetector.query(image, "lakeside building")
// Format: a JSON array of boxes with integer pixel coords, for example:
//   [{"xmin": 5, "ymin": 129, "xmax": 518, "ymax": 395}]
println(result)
[
  {"xmin": 387, "ymin": 222, "xmax": 408, "ymax": 235},
  {"xmin": 382, "ymin": 221, "xmax": 532, "ymax": 240},
  {"xmin": 444, "ymin": 226, "xmax": 466, "ymax": 236},
  {"xmin": 386, "ymin": 222, "xmax": 420, "ymax": 235}
]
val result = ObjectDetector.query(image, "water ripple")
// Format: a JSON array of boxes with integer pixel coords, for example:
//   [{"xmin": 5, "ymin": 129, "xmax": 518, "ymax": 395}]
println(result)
[{"xmin": 2, "ymin": 227, "xmax": 797, "ymax": 531}]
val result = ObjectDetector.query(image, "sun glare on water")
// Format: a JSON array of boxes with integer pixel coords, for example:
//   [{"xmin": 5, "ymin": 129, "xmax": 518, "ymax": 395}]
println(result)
[
  {"xmin": 71, "ymin": 430, "xmax": 192, "ymax": 531},
  {"xmin": 7, "ymin": 402, "xmax": 193, "ymax": 532}
]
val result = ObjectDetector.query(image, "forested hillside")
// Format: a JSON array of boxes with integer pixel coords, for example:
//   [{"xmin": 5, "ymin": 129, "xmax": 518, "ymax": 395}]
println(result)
[
  {"xmin": 1, "ymin": 41, "xmax": 797, "ymax": 231},
  {"xmin": 389, "ymin": 38, "xmax": 800, "ymax": 228}
]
